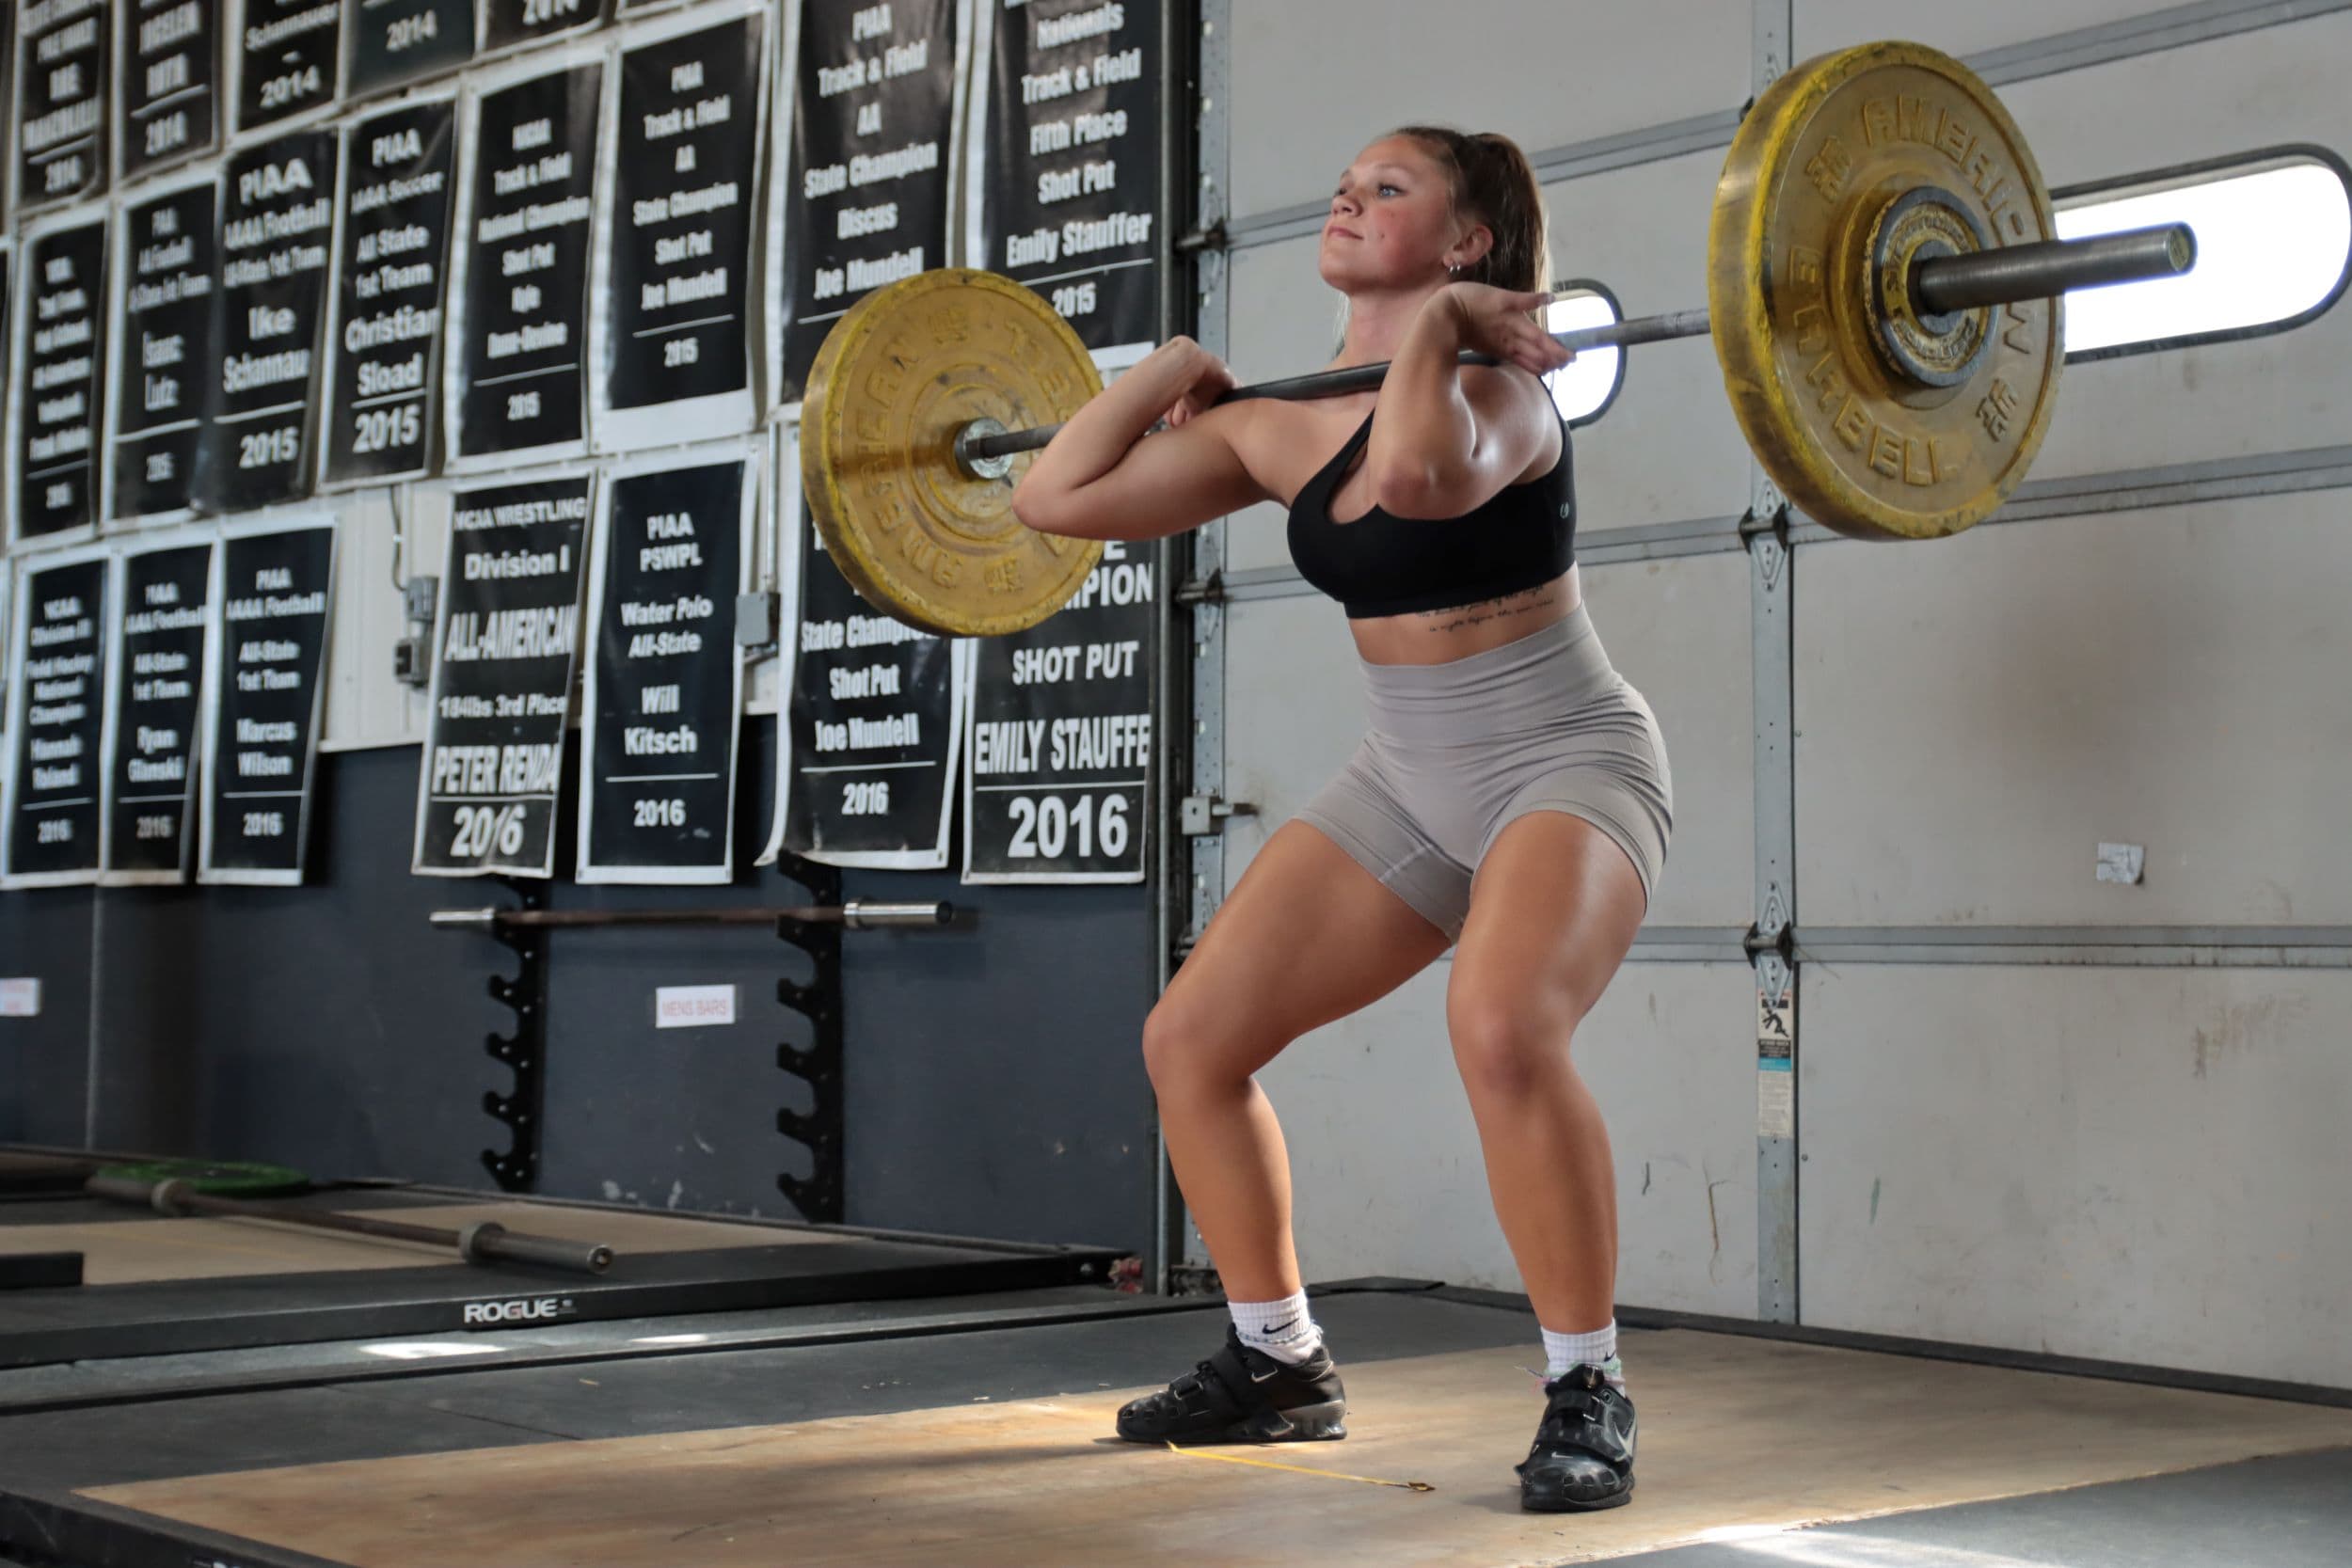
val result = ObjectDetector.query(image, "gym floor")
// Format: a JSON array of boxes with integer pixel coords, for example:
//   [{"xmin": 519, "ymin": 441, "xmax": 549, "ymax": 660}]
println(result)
[{"xmin": 4, "ymin": 1270, "xmax": 2347, "ymax": 1567}]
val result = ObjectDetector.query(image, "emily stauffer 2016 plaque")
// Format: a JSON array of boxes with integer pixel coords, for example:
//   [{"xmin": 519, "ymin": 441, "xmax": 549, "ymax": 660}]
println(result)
[
  {"xmin": 119, "ymin": 0, "xmax": 219, "ymax": 182},
  {"xmin": 593, "ymin": 6, "xmax": 765, "ymax": 451},
  {"xmin": 579, "ymin": 451, "xmax": 753, "ymax": 883},
  {"xmin": 199, "ymin": 519, "xmax": 334, "ymax": 884},
  {"xmin": 777, "ymin": 0, "xmax": 967, "ymax": 404},
  {"xmin": 194, "ymin": 128, "xmax": 337, "ymax": 513},
  {"xmin": 448, "ymin": 54, "xmax": 603, "ymax": 466},
  {"xmin": 324, "ymin": 95, "xmax": 455, "ymax": 485},
  {"xmin": 12, "ymin": 210, "xmax": 108, "ymax": 541},
  {"xmin": 413, "ymin": 475, "xmax": 593, "ymax": 878},
  {"xmin": 15, "ymin": 0, "xmax": 107, "ymax": 214},
  {"xmin": 345, "ymin": 0, "xmax": 475, "ymax": 99},
  {"xmin": 963, "ymin": 539, "xmax": 1154, "ymax": 883},
  {"xmin": 109, "ymin": 173, "xmax": 216, "ymax": 522},
  {"xmin": 966, "ymin": 0, "xmax": 1159, "ymax": 356},
  {"xmin": 773, "ymin": 475, "xmax": 970, "ymax": 869},
  {"xmin": 103, "ymin": 538, "xmax": 214, "ymax": 884},
  {"xmin": 1, "ymin": 548, "xmax": 109, "ymax": 888},
  {"xmin": 231, "ymin": 0, "xmax": 341, "ymax": 134}
]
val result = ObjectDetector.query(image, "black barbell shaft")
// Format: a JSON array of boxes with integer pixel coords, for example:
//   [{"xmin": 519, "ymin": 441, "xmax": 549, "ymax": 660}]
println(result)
[{"xmin": 955, "ymin": 223, "xmax": 2195, "ymax": 468}]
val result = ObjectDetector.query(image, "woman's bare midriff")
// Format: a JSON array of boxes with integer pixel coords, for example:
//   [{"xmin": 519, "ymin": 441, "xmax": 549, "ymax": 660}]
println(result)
[{"xmin": 1245, "ymin": 393, "xmax": 1580, "ymax": 667}]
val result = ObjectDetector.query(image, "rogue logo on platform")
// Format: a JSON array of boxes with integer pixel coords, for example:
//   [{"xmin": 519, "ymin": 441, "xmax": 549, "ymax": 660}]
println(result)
[{"xmin": 460, "ymin": 1295, "xmax": 576, "ymax": 1325}]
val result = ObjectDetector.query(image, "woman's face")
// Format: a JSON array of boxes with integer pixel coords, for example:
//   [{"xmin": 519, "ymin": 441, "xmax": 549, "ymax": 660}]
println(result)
[{"xmin": 1318, "ymin": 135, "xmax": 1482, "ymax": 293}]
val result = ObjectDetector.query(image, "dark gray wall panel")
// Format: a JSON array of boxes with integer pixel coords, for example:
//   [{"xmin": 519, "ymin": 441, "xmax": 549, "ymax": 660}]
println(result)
[
  {"xmin": 0, "ymin": 889, "xmax": 94, "ymax": 1146},
  {"xmin": 83, "ymin": 749, "xmax": 509, "ymax": 1185},
  {"xmin": 835, "ymin": 864, "xmax": 1154, "ymax": 1252},
  {"xmin": 531, "ymin": 721, "xmax": 1157, "ymax": 1255}
]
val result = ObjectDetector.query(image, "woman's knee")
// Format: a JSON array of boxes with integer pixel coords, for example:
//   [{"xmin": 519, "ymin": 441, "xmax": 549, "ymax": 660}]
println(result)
[
  {"xmin": 1141, "ymin": 999, "xmax": 1264, "ymax": 1097},
  {"xmin": 1447, "ymin": 994, "xmax": 1575, "ymax": 1102}
]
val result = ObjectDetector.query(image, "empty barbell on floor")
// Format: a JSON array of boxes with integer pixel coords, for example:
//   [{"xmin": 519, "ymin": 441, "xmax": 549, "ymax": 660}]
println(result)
[
  {"xmin": 800, "ymin": 40, "xmax": 2214, "ymax": 639},
  {"xmin": 84, "ymin": 1173, "xmax": 615, "ymax": 1275},
  {"xmin": 428, "ymin": 902, "xmax": 957, "ymax": 932}
]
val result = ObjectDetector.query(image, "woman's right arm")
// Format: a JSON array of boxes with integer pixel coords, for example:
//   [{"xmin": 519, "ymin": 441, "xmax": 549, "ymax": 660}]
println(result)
[{"xmin": 1011, "ymin": 338, "xmax": 1269, "ymax": 542}]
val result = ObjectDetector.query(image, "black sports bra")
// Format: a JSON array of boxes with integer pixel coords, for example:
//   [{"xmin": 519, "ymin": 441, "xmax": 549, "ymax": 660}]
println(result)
[{"xmin": 1285, "ymin": 408, "xmax": 1576, "ymax": 620}]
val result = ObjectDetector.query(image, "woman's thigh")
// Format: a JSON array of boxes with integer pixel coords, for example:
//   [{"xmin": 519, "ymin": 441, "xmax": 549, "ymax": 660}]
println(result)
[{"xmin": 1154, "ymin": 820, "xmax": 1454, "ymax": 1078}]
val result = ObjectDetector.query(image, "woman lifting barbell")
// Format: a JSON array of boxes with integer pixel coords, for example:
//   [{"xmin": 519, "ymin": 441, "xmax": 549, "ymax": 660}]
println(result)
[{"xmin": 1012, "ymin": 126, "xmax": 1670, "ymax": 1514}]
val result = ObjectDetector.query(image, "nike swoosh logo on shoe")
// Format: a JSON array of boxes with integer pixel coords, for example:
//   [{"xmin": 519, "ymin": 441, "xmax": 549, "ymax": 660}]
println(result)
[{"xmin": 1250, "ymin": 1366, "xmax": 1282, "ymax": 1383}]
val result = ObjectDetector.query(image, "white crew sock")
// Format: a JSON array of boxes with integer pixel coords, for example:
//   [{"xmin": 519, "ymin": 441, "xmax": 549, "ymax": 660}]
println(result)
[
  {"xmin": 1229, "ymin": 1291, "xmax": 1324, "ymax": 1364},
  {"xmin": 1542, "ymin": 1320, "xmax": 1627, "ymax": 1388}
]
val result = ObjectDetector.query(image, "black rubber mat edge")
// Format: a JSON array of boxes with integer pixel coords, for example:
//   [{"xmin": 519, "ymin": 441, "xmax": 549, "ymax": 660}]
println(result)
[
  {"xmin": 0, "ymin": 1243, "xmax": 1127, "ymax": 1370},
  {"xmin": 0, "ymin": 1488, "xmax": 346, "ymax": 1568},
  {"xmin": 0, "ymin": 1288, "xmax": 1231, "ymax": 1417}
]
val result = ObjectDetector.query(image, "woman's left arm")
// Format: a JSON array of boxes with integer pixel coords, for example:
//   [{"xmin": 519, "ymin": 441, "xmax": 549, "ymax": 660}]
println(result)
[{"xmin": 1365, "ymin": 284, "xmax": 1570, "ymax": 519}]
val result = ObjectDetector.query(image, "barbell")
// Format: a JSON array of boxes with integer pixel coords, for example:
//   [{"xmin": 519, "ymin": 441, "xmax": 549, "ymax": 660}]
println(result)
[{"xmin": 801, "ymin": 40, "xmax": 2204, "ymax": 639}]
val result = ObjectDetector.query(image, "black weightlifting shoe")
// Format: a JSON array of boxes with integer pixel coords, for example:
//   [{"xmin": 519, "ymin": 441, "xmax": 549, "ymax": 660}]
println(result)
[
  {"xmin": 1518, "ymin": 1364, "xmax": 1636, "ymax": 1512},
  {"xmin": 1114, "ymin": 1325, "xmax": 1348, "ymax": 1445}
]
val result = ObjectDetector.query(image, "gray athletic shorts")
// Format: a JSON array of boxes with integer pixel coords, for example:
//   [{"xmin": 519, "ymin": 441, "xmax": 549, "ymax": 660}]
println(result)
[{"xmin": 1295, "ymin": 605, "xmax": 1673, "ymax": 943}]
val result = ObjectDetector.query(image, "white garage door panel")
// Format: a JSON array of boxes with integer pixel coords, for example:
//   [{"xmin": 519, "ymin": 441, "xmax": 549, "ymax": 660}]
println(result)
[
  {"xmin": 1800, "ymin": 963, "xmax": 2352, "ymax": 1388},
  {"xmin": 1582, "ymin": 552, "xmax": 1756, "ymax": 929},
  {"xmin": 1260, "ymin": 960, "xmax": 1760, "ymax": 1319},
  {"xmin": 1552, "ymin": 152, "xmax": 1756, "ymax": 536},
  {"xmin": 1228, "ymin": 0, "xmax": 1749, "ymax": 220},
  {"xmin": 1221, "ymin": 594, "xmax": 1371, "ymax": 860},
  {"xmin": 2003, "ymin": 14, "xmax": 2352, "ymax": 479},
  {"xmin": 1793, "ymin": 0, "xmax": 2161, "ymax": 59},
  {"xmin": 1795, "ymin": 491, "xmax": 2352, "ymax": 928}
]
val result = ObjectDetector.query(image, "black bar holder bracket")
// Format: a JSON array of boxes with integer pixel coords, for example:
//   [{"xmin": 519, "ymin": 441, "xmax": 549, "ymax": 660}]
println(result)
[
  {"xmin": 481, "ymin": 878, "xmax": 548, "ymax": 1193},
  {"xmin": 773, "ymin": 852, "xmax": 847, "ymax": 1225}
]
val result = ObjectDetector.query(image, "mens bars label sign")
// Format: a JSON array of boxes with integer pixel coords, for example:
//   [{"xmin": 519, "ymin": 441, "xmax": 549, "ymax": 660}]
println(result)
[
  {"xmin": 3, "ymin": 552, "xmax": 108, "ymax": 887},
  {"xmin": 104, "ymin": 541, "xmax": 214, "ymax": 883},
  {"xmin": 201, "ymin": 521, "xmax": 334, "ymax": 883},
  {"xmin": 580, "ymin": 455, "xmax": 750, "ymax": 883},
  {"xmin": 326, "ymin": 96, "xmax": 456, "ymax": 485},
  {"xmin": 414, "ymin": 476, "xmax": 592, "ymax": 878}
]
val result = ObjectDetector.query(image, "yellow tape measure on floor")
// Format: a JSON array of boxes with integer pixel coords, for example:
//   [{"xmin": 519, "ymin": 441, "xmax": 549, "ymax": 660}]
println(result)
[{"xmin": 1164, "ymin": 1441, "xmax": 1436, "ymax": 1492}]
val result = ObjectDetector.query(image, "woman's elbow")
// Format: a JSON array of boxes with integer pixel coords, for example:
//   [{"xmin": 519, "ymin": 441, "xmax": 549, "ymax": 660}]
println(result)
[{"xmin": 1011, "ymin": 483, "xmax": 1078, "ymax": 537}]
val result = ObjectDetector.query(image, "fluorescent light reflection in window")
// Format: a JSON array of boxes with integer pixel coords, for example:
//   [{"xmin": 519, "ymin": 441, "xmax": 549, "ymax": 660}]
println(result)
[
  {"xmin": 1544, "ymin": 289, "xmax": 1625, "ymax": 423},
  {"xmin": 2056, "ymin": 157, "xmax": 2351, "ymax": 354}
]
